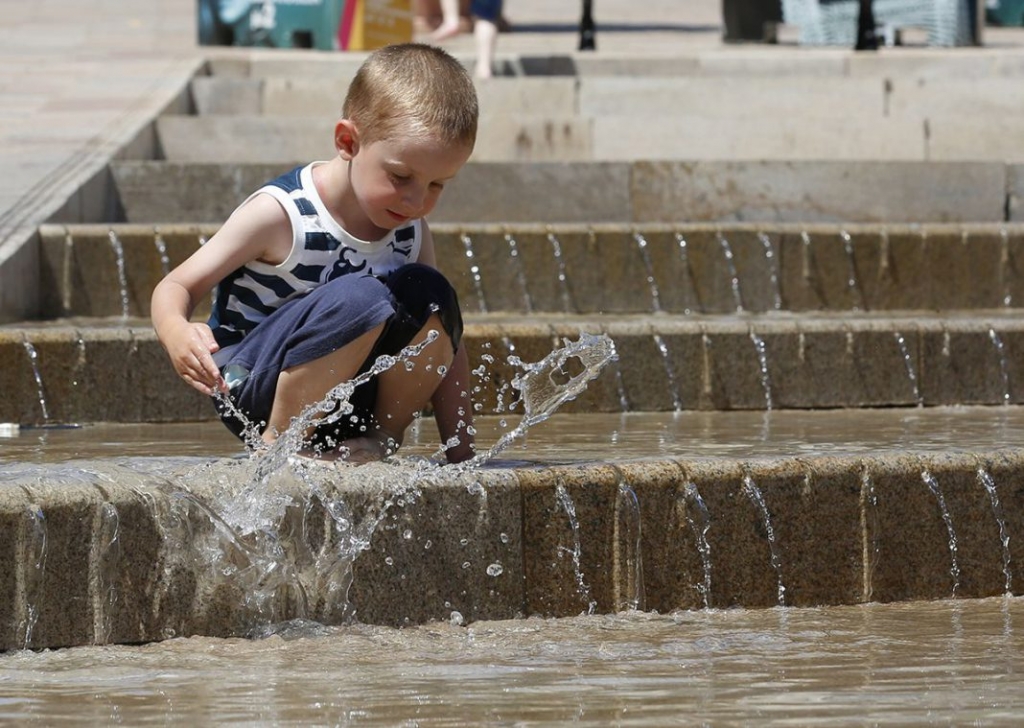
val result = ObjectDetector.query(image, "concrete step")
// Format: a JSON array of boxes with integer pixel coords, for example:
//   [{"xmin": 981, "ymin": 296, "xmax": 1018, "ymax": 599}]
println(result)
[
  {"xmin": 3, "ymin": 443, "xmax": 1023, "ymax": 648},
  {"xmin": 202, "ymin": 46, "xmax": 1024, "ymax": 81},
  {"xmin": 154, "ymin": 112, "xmax": 1024, "ymax": 164},
  {"xmin": 37, "ymin": 223, "xmax": 1024, "ymax": 319},
  {"xmin": 107, "ymin": 160, "xmax": 1022, "ymax": 225},
  {"xmin": 190, "ymin": 74, "xmax": 1024, "ymax": 121},
  {"xmin": 3, "ymin": 311, "xmax": 1024, "ymax": 425}
]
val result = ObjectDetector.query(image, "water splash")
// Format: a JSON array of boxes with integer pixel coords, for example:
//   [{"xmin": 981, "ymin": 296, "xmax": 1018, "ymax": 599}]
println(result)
[
  {"xmin": 742, "ymin": 474, "xmax": 785, "ymax": 607},
  {"xmin": 22, "ymin": 338, "xmax": 49, "ymax": 424},
  {"xmin": 546, "ymin": 231, "xmax": 575, "ymax": 312},
  {"xmin": 749, "ymin": 331, "xmax": 773, "ymax": 410},
  {"xmin": 757, "ymin": 231, "xmax": 783, "ymax": 311},
  {"xmin": 555, "ymin": 482, "xmax": 596, "ymax": 615},
  {"xmin": 460, "ymin": 232, "xmax": 488, "ymax": 313},
  {"xmin": 894, "ymin": 331, "xmax": 923, "ymax": 406},
  {"xmin": 988, "ymin": 328, "xmax": 1011, "ymax": 405},
  {"xmin": 716, "ymin": 231, "xmax": 744, "ymax": 312},
  {"xmin": 107, "ymin": 229, "xmax": 131, "ymax": 318},
  {"xmin": 681, "ymin": 480, "xmax": 712, "ymax": 608},
  {"xmin": 921, "ymin": 468, "xmax": 961, "ymax": 597},
  {"xmin": 467, "ymin": 333, "xmax": 617, "ymax": 466},
  {"xmin": 634, "ymin": 232, "xmax": 662, "ymax": 313},
  {"xmin": 505, "ymin": 232, "xmax": 533, "ymax": 312},
  {"xmin": 977, "ymin": 467, "xmax": 1012, "ymax": 594}
]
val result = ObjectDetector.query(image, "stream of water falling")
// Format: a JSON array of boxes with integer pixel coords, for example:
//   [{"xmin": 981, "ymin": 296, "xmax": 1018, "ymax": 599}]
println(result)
[
  {"xmin": 989, "ymin": 327, "xmax": 1012, "ymax": 404},
  {"xmin": 633, "ymin": 232, "xmax": 662, "ymax": 313},
  {"xmin": 555, "ymin": 482, "xmax": 597, "ymax": 615},
  {"xmin": 977, "ymin": 466, "xmax": 1013, "ymax": 594},
  {"xmin": 504, "ymin": 232, "xmax": 533, "ymax": 312},
  {"xmin": 546, "ymin": 232, "xmax": 575, "ymax": 312},
  {"xmin": 106, "ymin": 230, "xmax": 131, "ymax": 319},
  {"xmin": 921, "ymin": 469, "xmax": 962, "ymax": 597},
  {"xmin": 21, "ymin": 339, "xmax": 49, "ymax": 425},
  {"xmin": 756, "ymin": 231, "xmax": 782, "ymax": 311},
  {"xmin": 681, "ymin": 479, "xmax": 713, "ymax": 609},
  {"xmin": 716, "ymin": 231, "xmax": 744, "ymax": 312},
  {"xmin": 741, "ymin": 474, "xmax": 786, "ymax": 607},
  {"xmin": 894, "ymin": 331, "xmax": 923, "ymax": 406},
  {"xmin": 460, "ymin": 233, "xmax": 488, "ymax": 313}
]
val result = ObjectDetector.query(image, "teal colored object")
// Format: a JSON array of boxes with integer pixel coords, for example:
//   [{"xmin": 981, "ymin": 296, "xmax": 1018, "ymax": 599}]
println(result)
[
  {"xmin": 198, "ymin": 0, "xmax": 347, "ymax": 49},
  {"xmin": 986, "ymin": 0, "xmax": 1024, "ymax": 25}
]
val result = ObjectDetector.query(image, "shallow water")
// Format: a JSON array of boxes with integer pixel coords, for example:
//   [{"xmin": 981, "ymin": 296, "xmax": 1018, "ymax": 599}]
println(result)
[
  {"xmin": 4, "ymin": 405, "xmax": 1024, "ymax": 466},
  {"xmin": 1, "ymin": 596, "xmax": 1022, "ymax": 725}
]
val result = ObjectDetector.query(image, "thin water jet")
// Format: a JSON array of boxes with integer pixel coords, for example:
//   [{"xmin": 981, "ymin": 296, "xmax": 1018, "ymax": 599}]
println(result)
[
  {"xmin": 555, "ymin": 482, "xmax": 596, "ymax": 615},
  {"xmin": 681, "ymin": 479, "xmax": 712, "ymax": 609},
  {"xmin": 988, "ymin": 328, "xmax": 1011, "ymax": 405},
  {"xmin": 460, "ymin": 232, "xmax": 488, "ymax": 313},
  {"xmin": 749, "ymin": 330, "xmax": 773, "ymax": 410},
  {"xmin": 504, "ymin": 232, "xmax": 533, "ymax": 312},
  {"xmin": 107, "ymin": 229, "xmax": 131, "ymax": 319},
  {"xmin": 652, "ymin": 333, "xmax": 682, "ymax": 412},
  {"xmin": 921, "ymin": 468, "xmax": 961, "ymax": 597},
  {"xmin": 634, "ymin": 231, "xmax": 662, "ymax": 314},
  {"xmin": 976, "ymin": 466, "xmax": 1012, "ymax": 594},
  {"xmin": 741, "ymin": 473, "xmax": 785, "ymax": 607},
  {"xmin": 612, "ymin": 467, "xmax": 644, "ymax": 612},
  {"xmin": 894, "ymin": 331, "xmax": 923, "ymax": 406},
  {"xmin": 674, "ymin": 231, "xmax": 699, "ymax": 314},
  {"xmin": 546, "ymin": 230, "xmax": 575, "ymax": 312},
  {"xmin": 716, "ymin": 231, "xmax": 744, "ymax": 312},
  {"xmin": 756, "ymin": 231, "xmax": 782, "ymax": 311}
]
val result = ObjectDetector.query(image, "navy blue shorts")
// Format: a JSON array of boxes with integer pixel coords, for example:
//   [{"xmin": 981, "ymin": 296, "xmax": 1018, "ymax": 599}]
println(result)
[
  {"xmin": 213, "ymin": 263, "xmax": 463, "ymax": 448},
  {"xmin": 471, "ymin": 0, "xmax": 503, "ymax": 21}
]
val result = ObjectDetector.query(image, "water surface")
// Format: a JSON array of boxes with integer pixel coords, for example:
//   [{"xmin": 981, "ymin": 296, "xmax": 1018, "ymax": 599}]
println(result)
[{"xmin": 1, "ymin": 596, "xmax": 1021, "ymax": 725}]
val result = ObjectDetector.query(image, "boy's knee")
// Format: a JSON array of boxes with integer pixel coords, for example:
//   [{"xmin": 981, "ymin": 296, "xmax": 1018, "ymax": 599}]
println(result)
[{"xmin": 384, "ymin": 264, "xmax": 463, "ymax": 351}]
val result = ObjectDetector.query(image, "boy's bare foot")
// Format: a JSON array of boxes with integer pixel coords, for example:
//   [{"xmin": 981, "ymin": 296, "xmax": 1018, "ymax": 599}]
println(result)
[
  {"xmin": 338, "ymin": 433, "xmax": 398, "ymax": 464},
  {"xmin": 429, "ymin": 21, "xmax": 461, "ymax": 41}
]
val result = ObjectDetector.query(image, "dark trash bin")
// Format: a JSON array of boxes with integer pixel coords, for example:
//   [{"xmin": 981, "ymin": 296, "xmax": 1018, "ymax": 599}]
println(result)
[{"xmin": 723, "ymin": 0, "xmax": 784, "ymax": 41}]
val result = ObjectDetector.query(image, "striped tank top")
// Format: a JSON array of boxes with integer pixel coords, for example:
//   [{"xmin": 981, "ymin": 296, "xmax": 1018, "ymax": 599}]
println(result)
[{"xmin": 209, "ymin": 162, "xmax": 422, "ymax": 365}]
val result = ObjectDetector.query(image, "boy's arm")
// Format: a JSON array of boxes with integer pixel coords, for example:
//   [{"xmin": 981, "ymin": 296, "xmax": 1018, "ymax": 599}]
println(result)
[
  {"xmin": 151, "ymin": 194, "xmax": 292, "ymax": 396},
  {"xmin": 417, "ymin": 223, "xmax": 476, "ymax": 463}
]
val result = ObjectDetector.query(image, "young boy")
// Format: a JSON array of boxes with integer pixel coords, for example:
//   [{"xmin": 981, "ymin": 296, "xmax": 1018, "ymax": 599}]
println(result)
[{"xmin": 151, "ymin": 43, "xmax": 477, "ymax": 464}]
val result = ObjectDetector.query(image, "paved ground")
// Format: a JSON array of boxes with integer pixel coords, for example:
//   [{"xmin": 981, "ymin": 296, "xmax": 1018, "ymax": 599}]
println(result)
[{"xmin": 1, "ymin": 0, "xmax": 1022, "ymax": 317}]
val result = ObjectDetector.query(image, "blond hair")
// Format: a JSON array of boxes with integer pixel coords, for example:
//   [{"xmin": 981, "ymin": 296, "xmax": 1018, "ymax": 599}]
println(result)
[{"xmin": 343, "ymin": 43, "xmax": 478, "ymax": 148}]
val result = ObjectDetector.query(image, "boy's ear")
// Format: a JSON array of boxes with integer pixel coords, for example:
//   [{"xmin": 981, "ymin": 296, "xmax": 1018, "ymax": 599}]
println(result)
[{"xmin": 335, "ymin": 119, "xmax": 359, "ymax": 159}]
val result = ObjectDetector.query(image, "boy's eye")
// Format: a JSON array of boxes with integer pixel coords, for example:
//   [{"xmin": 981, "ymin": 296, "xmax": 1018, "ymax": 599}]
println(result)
[{"xmin": 389, "ymin": 172, "xmax": 409, "ymax": 183}]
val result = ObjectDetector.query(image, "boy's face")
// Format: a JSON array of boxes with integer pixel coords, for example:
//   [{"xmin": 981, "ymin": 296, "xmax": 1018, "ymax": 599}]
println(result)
[{"xmin": 346, "ymin": 128, "xmax": 473, "ymax": 237}]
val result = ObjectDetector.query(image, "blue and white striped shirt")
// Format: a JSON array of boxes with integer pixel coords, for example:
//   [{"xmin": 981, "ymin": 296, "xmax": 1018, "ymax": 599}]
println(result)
[{"xmin": 209, "ymin": 162, "xmax": 421, "ymax": 365}]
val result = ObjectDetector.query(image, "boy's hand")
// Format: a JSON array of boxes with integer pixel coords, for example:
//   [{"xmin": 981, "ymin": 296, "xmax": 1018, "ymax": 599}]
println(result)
[{"xmin": 165, "ymin": 321, "xmax": 227, "ymax": 396}]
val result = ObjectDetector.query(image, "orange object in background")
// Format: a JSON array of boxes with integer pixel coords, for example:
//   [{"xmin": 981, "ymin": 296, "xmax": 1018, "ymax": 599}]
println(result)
[{"xmin": 339, "ymin": 0, "xmax": 414, "ymax": 49}]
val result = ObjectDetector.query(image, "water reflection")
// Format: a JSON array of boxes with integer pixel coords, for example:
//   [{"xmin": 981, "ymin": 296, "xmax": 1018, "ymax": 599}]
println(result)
[
  {"xmin": 1, "ymin": 596, "xmax": 1022, "ymax": 725},
  {"xmin": 5, "ymin": 405, "xmax": 1024, "ymax": 466}
]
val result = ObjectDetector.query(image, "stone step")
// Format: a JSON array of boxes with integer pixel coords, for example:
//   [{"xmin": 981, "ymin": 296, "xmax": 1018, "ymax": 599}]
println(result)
[
  {"xmin": 2, "ymin": 445, "xmax": 1022, "ymax": 648},
  {"xmin": 38, "ymin": 223, "xmax": 1024, "ymax": 319},
  {"xmin": 154, "ymin": 112, "xmax": 1024, "ymax": 164},
  {"xmin": 203, "ymin": 47, "xmax": 1024, "ymax": 82},
  {"xmin": 3, "ymin": 312, "xmax": 1024, "ymax": 425},
  {"xmin": 189, "ymin": 74, "xmax": 1024, "ymax": 122},
  {"xmin": 108, "ymin": 160, "xmax": 1021, "ymax": 225}
]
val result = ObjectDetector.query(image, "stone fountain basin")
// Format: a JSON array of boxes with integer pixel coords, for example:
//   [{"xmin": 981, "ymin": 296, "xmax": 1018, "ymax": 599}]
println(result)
[{"xmin": 2, "ymin": 407, "xmax": 1022, "ymax": 651}]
